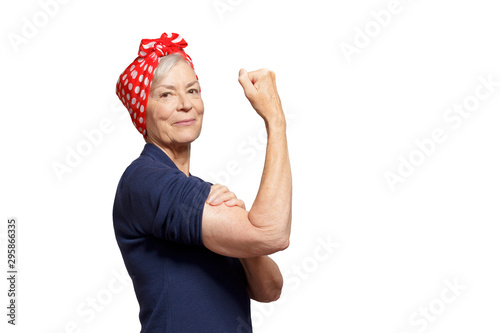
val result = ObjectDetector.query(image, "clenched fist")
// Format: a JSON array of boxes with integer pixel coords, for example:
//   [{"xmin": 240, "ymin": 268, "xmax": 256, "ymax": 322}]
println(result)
[{"xmin": 238, "ymin": 68, "xmax": 285, "ymax": 124}]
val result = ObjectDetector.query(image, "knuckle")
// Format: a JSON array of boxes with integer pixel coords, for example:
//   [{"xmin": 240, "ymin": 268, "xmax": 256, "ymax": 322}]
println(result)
[{"xmin": 263, "ymin": 68, "xmax": 274, "ymax": 76}]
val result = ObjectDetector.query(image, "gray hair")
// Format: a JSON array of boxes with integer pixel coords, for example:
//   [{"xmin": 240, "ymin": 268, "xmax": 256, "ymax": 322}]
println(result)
[{"xmin": 151, "ymin": 53, "xmax": 193, "ymax": 91}]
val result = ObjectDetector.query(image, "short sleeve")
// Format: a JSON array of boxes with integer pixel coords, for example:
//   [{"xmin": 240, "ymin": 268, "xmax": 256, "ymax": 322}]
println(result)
[{"xmin": 114, "ymin": 162, "xmax": 212, "ymax": 247}]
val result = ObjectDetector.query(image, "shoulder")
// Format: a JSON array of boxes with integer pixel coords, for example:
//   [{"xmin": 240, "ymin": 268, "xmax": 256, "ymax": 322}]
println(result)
[
  {"xmin": 119, "ymin": 154, "xmax": 179, "ymax": 192},
  {"xmin": 115, "ymin": 145, "xmax": 212, "ymax": 202}
]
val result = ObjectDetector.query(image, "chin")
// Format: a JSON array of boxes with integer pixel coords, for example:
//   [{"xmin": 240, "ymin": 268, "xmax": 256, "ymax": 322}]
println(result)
[{"xmin": 177, "ymin": 129, "xmax": 202, "ymax": 144}]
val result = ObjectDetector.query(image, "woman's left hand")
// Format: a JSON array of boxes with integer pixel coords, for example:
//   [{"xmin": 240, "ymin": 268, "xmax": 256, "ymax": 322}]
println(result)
[{"xmin": 206, "ymin": 184, "xmax": 246, "ymax": 210}]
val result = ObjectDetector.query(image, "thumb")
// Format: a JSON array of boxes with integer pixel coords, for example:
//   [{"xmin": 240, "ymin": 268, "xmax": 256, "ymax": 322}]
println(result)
[{"xmin": 238, "ymin": 68, "xmax": 256, "ymax": 95}]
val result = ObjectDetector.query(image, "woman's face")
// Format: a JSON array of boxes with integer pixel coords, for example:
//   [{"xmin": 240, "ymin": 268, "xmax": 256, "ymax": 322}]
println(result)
[{"xmin": 146, "ymin": 60, "xmax": 204, "ymax": 148}]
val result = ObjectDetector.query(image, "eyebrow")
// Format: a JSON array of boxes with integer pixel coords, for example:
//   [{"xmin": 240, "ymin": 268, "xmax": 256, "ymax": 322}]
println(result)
[{"xmin": 156, "ymin": 81, "xmax": 199, "ymax": 90}]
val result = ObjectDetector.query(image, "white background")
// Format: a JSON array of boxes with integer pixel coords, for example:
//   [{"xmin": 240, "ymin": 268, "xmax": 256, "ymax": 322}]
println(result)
[{"xmin": 1, "ymin": 0, "xmax": 499, "ymax": 332}]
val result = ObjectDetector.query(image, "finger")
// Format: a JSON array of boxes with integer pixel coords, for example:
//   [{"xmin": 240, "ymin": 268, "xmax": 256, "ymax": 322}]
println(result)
[
  {"xmin": 207, "ymin": 184, "xmax": 226, "ymax": 203},
  {"xmin": 236, "ymin": 199, "xmax": 246, "ymax": 210},
  {"xmin": 208, "ymin": 184, "xmax": 228, "ymax": 194},
  {"xmin": 247, "ymin": 68, "xmax": 272, "ymax": 85},
  {"xmin": 207, "ymin": 185, "xmax": 232, "ymax": 204},
  {"xmin": 210, "ymin": 183, "xmax": 226, "ymax": 191},
  {"xmin": 238, "ymin": 68, "xmax": 256, "ymax": 96},
  {"xmin": 210, "ymin": 191, "xmax": 237, "ymax": 206},
  {"xmin": 224, "ymin": 198, "xmax": 246, "ymax": 210},
  {"xmin": 246, "ymin": 69, "xmax": 264, "ymax": 85},
  {"xmin": 223, "ymin": 198, "xmax": 236, "ymax": 206}
]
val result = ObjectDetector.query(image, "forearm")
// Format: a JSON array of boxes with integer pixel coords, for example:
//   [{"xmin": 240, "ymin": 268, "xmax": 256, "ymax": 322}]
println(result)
[
  {"xmin": 248, "ymin": 114, "xmax": 292, "ymax": 242},
  {"xmin": 240, "ymin": 256, "xmax": 283, "ymax": 302}
]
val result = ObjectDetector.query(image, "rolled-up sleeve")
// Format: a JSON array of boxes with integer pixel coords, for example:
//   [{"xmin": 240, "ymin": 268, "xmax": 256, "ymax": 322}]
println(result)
[{"xmin": 114, "ymin": 162, "xmax": 212, "ymax": 247}]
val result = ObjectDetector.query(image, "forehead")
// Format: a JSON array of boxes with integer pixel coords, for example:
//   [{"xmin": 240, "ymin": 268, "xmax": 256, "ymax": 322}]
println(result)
[{"xmin": 157, "ymin": 61, "xmax": 198, "ymax": 87}]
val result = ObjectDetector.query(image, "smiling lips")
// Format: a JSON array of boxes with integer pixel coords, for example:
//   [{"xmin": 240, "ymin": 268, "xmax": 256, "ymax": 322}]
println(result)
[{"xmin": 173, "ymin": 118, "xmax": 195, "ymax": 126}]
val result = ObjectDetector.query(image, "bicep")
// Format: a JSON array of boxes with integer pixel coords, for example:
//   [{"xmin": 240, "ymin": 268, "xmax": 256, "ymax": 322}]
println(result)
[{"xmin": 201, "ymin": 203, "xmax": 280, "ymax": 258}]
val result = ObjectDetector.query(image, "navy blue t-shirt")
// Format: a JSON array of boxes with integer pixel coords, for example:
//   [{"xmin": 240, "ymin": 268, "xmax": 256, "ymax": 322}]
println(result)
[{"xmin": 113, "ymin": 143, "xmax": 252, "ymax": 332}]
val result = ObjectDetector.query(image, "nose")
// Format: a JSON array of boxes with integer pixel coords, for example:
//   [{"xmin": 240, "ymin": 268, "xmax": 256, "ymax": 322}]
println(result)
[{"xmin": 177, "ymin": 92, "xmax": 193, "ymax": 112}]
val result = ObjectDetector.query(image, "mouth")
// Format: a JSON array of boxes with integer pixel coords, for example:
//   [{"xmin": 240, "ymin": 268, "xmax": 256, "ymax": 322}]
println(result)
[{"xmin": 173, "ymin": 118, "xmax": 196, "ymax": 126}]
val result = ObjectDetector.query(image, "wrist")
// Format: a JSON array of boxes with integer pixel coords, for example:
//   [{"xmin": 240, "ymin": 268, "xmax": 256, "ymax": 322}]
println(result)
[{"xmin": 264, "ymin": 113, "xmax": 286, "ymax": 130}]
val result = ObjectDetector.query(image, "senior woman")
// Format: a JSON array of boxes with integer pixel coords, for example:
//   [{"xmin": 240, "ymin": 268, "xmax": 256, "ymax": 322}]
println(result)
[{"xmin": 113, "ymin": 33, "xmax": 292, "ymax": 332}]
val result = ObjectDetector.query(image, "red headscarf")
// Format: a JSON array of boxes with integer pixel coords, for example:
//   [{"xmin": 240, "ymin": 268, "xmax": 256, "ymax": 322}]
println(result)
[{"xmin": 116, "ymin": 33, "xmax": 196, "ymax": 137}]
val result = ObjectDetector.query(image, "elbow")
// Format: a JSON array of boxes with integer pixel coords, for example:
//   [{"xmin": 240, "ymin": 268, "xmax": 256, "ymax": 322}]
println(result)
[
  {"xmin": 268, "ymin": 277, "xmax": 284, "ymax": 302},
  {"xmin": 265, "ymin": 225, "xmax": 291, "ymax": 254},
  {"xmin": 250, "ymin": 288, "xmax": 282, "ymax": 303},
  {"xmin": 246, "ymin": 213, "xmax": 291, "ymax": 256},
  {"xmin": 270, "ymin": 288, "xmax": 282, "ymax": 302},
  {"xmin": 259, "ymin": 288, "xmax": 282, "ymax": 303},
  {"xmin": 259, "ymin": 234, "xmax": 289, "ymax": 256},
  {"xmin": 274, "ymin": 215, "xmax": 292, "ymax": 252},
  {"xmin": 251, "ymin": 273, "xmax": 284, "ymax": 303},
  {"xmin": 244, "ymin": 233, "xmax": 289, "ymax": 258},
  {"xmin": 274, "ymin": 221, "xmax": 291, "ymax": 252},
  {"xmin": 276, "ymin": 235, "xmax": 290, "ymax": 252}
]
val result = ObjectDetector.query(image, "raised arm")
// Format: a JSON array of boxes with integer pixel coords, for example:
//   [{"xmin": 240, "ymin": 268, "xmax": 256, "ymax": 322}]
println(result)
[{"xmin": 201, "ymin": 68, "xmax": 292, "ymax": 258}]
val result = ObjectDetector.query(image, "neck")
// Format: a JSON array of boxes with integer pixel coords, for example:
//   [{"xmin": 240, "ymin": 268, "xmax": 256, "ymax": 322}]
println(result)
[{"xmin": 147, "ymin": 137, "xmax": 191, "ymax": 177}]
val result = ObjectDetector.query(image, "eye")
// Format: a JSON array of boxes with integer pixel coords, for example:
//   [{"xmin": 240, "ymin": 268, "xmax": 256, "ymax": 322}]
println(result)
[
  {"xmin": 160, "ymin": 92, "xmax": 171, "ymax": 98},
  {"xmin": 188, "ymin": 88, "xmax": 199, "ymax": 94}
]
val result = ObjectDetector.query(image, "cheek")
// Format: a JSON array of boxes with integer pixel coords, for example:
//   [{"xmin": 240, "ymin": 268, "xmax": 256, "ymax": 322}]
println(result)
[
  {"xmin": 195, "ymin": 99, "xmax": 205, "ymax": 115},
  {"xmin": 150, "ymin": 103, "xmax": 176, "ymax": 122},
  {"xmin": 145, "ymin": 105, "xmax": 172, "ymax": 133}
]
